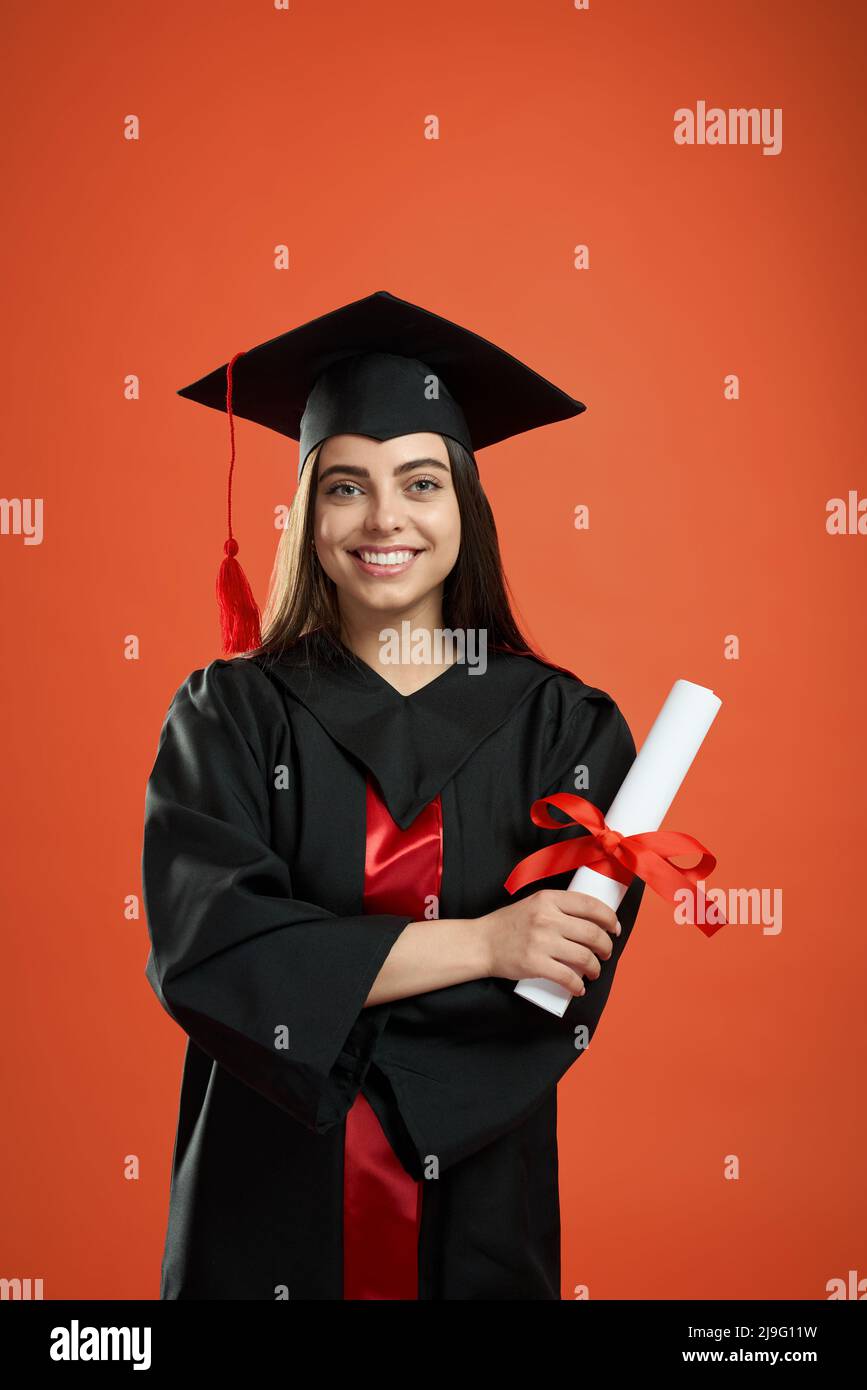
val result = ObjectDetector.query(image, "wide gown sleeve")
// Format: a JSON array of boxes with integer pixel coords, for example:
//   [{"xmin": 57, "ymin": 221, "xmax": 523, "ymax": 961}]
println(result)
[
  {"xmin": 141, "ymin": 660, "xmax": 413, "ymax": 1134},
  {"xmin": 373, "ymin": 687, "xmax": 646, "ymax": 1177}
]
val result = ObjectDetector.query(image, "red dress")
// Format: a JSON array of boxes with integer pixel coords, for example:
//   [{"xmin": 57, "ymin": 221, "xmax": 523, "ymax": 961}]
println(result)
[{"xmin": 342, "ymin": 775, "xmax": 443, "ymax": 1300}]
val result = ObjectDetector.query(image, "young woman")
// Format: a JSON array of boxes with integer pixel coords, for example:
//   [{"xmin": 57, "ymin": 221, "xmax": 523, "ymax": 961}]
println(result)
[{"xmin": 142, "ymin": 292, "xmax": 646, "ymax": 1300}]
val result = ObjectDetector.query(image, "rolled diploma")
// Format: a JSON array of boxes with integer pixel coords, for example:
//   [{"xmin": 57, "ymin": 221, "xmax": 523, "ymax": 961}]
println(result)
[{"xmin": 514, "ymin": 678, "xmax": 722, "ymax": 1017}]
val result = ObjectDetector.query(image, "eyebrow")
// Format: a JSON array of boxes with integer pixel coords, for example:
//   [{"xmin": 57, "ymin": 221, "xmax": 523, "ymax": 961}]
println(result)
[{"xmin": 317, "ymin": 457, "xmax": 451, "ymax": 484}]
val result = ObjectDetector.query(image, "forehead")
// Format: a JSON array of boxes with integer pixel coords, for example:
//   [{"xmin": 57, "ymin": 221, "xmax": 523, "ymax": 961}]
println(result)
[{"xmin": 318, "ymin": 432, "xmax": 450, "ymax": 467}]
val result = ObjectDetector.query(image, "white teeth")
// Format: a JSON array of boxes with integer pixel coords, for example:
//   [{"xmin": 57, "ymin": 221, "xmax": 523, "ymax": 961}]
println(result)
[{"xmin": 356, "ymin": 550, "xmax": 417, "ymax": 566}]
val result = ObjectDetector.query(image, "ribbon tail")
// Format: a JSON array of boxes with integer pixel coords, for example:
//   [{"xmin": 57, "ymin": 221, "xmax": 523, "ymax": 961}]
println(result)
[
  {"xmin": 504, "ymin": 838, "xmax": 601, "ymax": 894},
  {"xmin": 505, "ymin": 839, "xmax": 635, "ymax": 895}
]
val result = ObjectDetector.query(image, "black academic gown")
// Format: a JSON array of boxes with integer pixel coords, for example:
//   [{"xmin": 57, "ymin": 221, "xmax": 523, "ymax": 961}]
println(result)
[{"xmin": 141, "ymin": 635, "xmax": 645, "ymax": 1300}]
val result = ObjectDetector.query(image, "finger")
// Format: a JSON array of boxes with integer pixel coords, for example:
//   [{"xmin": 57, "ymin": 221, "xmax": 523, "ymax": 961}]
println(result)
[
  {"xmin": 538, "ymin": 959, "xmax": 586, "ymax": 997},
  {"xmin": 553, "ymin": 918, "xmax": 615, "ymax": 961},
  {"xmin": 546, "ymin": 890, "xmax": 620, "ymax": 935},
  {"xmin": 550, "ymin": 944, "xmax": 603, "ymax": 980}
]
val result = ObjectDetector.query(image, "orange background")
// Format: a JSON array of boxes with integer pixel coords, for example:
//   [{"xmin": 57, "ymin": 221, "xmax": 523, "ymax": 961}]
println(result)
[{"xmin": 2, "ymin": 0, "xmax": 865, "ymax": 1299}]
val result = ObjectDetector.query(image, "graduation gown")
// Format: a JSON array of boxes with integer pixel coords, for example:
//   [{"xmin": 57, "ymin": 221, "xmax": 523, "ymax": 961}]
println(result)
[{"xmin": 141, "ymin": 636, "xmax": 646, "ymax": 1300}]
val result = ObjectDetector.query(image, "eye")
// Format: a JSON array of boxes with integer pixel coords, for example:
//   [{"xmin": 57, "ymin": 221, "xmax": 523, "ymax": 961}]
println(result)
[
  {"xmin": 323, "ymin": 474, "xmax": 444, "ymax": 498},
  {"xmin": 324, "ymin": 481, "xmax": 364, "ymax": 497},
  {"xmin": 407, "ymin": 475, "xmax": 443, "ymax": 493}
]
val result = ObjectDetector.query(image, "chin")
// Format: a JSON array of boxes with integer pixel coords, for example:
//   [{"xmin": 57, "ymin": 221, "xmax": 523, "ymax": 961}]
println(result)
[{"xmin": 351, "ymin": 581, "xmax": 424, "ymax": 607}]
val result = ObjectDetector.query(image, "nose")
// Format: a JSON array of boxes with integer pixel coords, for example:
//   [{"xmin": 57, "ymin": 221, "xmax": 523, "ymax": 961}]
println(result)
[{"xmin": 361, "ymin": 484, "xmax": 408, "ymax": 534}]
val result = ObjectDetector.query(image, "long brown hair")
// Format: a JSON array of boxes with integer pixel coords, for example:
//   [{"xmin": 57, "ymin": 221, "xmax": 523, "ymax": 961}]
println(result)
[{"xmin": 249, "ymin": 435, "xmax": 563, "ymax": 673}]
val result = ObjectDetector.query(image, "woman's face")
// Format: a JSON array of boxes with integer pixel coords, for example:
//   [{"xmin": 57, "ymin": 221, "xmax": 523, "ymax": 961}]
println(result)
[{"xmin": 312, "ymin": 432, "xmax": 461, "ymax": 620}]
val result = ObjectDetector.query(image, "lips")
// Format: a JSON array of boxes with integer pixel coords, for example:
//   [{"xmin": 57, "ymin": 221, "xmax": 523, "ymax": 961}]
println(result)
[{"xmin": 348, "ymin": 547, "xmax": 423, "ymax": 577}]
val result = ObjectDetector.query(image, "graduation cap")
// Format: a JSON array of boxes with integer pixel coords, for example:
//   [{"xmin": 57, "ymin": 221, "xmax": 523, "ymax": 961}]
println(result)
[{"xmin": 176, "ymin": 289, "xmax": 587, "ymax": 654}]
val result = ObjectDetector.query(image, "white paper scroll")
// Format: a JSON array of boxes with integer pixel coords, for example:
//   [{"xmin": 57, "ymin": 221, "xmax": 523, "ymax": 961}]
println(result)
[{"xmin": 514, "ymin": 679, "xmax": 723, "ymax": 1017}]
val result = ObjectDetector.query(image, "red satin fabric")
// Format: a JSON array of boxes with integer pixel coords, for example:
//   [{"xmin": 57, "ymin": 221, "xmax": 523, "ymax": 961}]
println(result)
[
  {"xmin": 342, "ymin": 777, "xmax": 443, "ymax": 1300},
  {"xmin": 504, "ymin": 791, "xmax": 727, "ymax": 936}
]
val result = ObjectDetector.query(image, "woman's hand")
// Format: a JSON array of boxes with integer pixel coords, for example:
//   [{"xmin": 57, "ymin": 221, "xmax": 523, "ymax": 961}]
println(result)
[{"xmin": 478, "ymin": 889, "xmax": 621, "ymax": 997}]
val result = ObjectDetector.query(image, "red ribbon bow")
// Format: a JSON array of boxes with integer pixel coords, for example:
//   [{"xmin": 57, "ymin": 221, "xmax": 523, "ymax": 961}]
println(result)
[{"xmin": 504, "ymin": 793, "xmax": 726, "ymax": 936}]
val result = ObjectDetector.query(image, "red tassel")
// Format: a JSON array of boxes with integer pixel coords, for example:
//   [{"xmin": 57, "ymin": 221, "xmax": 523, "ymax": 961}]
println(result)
[
  {"xmin": 217, "ymin": 538, "xmax": 262, "ymax": 655},
  {"xmin": 217, "ymin": 350, "xmax": 262, "ymax": 655}
]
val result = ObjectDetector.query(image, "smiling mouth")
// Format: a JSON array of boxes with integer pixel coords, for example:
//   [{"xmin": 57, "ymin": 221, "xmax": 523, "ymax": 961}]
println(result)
[{"xmin": 348, "ymin": 547, "xmax": 423, "ymax": 576}]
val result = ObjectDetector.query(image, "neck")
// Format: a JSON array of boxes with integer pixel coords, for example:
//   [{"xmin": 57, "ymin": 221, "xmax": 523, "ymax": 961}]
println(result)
[{"xmin": 338, "ymin": 592, "xmax": 455, "ymax": 686}]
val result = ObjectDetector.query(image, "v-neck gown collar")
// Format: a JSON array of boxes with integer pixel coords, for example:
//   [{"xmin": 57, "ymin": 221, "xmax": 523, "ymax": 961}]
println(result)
[{"xmin": 251, "ymin": 636, "xmax": 577, "ymax": 831}]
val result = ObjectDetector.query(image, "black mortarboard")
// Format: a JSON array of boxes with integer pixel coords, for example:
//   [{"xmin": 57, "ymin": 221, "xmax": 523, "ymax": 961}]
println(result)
[{"xmin": 176, "ymin": 289, "xmax": 587, "ymax": 654}]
